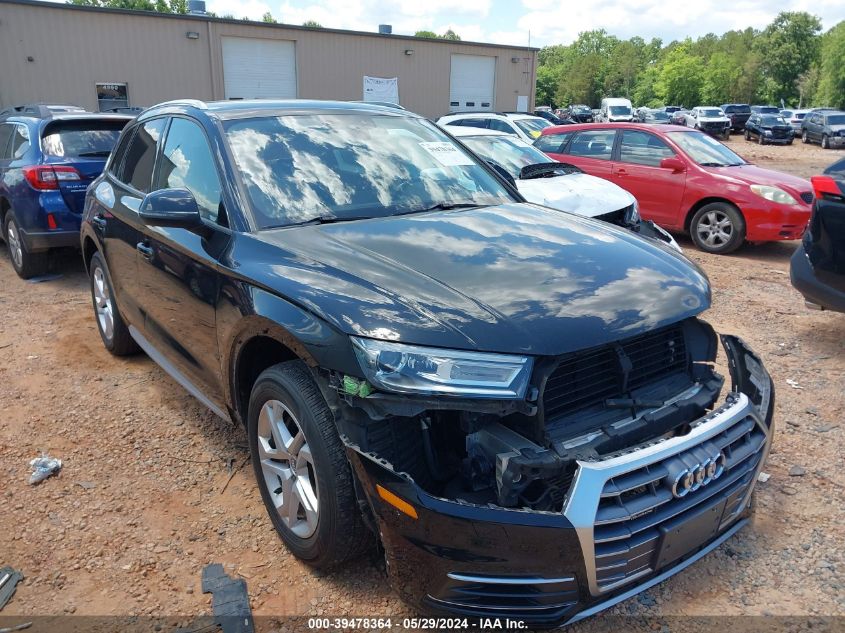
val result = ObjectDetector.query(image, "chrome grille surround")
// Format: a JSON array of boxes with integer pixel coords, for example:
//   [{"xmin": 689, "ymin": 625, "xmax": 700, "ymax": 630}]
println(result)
[{"xmin": 562, "ymin": 392, "xmax": 771, "ymax": 597}]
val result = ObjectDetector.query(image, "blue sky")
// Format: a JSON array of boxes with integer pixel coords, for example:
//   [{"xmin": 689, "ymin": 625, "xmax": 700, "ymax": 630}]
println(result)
[{"xmin": 207, "ymin": 0, "xmax": 845, "ymax": 46}]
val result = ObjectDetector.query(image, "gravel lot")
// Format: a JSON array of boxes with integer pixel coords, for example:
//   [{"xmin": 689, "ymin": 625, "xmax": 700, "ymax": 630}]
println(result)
[{"xmin": 0, "ymin": 139, "xmax": 843, "ymax": 628}]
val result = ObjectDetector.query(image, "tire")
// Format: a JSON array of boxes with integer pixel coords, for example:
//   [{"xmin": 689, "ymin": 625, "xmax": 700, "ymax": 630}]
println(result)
[
  {"xmin": 723, "ymin": 129, "xmax": 730, "ymax": 140},
  {"xmin": 89, "ymin": 251, "xmax": 138, "ymax": 355},
  {"xmin": 787, "ymin": 140, "xmax": 793, "ymax": 146},
  {"xmin": 822, "ymin": 135, "xmax": 830, "ymax": 149},
  {"xmin": 248, "ymin": 361, "xmax": 371, "ymax": 569},
  {"xmin": 690, "ymin": 202, "xmax": 745, "ymax": 254},
  {"xmin": 745, "ymin": 130, "xmax": 751, "ymax": 141},
  {"xmin": 758, "ymin": 133, "xmax": 765, "ymax": 145},
  {"xmin": 4, "ymin": 212, "xmax": 47, "ymax": 280},
  {"xmin": 802, "ymin": 130, "xmax": 809, "ymax": 144}
]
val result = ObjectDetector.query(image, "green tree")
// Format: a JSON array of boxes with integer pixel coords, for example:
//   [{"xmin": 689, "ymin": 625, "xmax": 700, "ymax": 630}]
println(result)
[
  {"xmin": 655, "ymin": 43, "xmax": 703, "ymax": 106},
  {"xmin": 757, "ymin": 11, "xmax": 822, "ymax": 104},
  {"xmin": 441, "ymin": 29, "xmax": 461, "ymax": 41},
  {"xmin": 535, "ymin": 66, "xmax": 560, "ymax": 108},
  {"xmin": 414, "ymin": 30, "xmax": 438, "ymax": 38},
  {"xmin": 701, "ymin": 52, "xmax": 739, "ymax": 104},
  {"xmin": 302, "ymin": 20, "xmax": 322, "ymax": 28},
  {"xmin": 69, "ymin": 0, "xmax": 185, "ymax": 11},
  {"xmin": 816, "ymin": 21, "xmax": 845, "ymax": 108},
  {"xmin": 261, "ymin": 11, "xmax": 277, "ymax": 23}
]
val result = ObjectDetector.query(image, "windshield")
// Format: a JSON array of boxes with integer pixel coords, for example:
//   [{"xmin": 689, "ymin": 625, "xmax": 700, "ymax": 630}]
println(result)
[
  {"xmin": 514, "ymin": 118, "xmax": 551, "ymax": 138},
  {"xmin": 667, "ymin": 131, "xmax": 746, "ymax": 167},
  {"xmin": 761, "ymin": 115, "xmax": 787, "ymax": 126},
  {"xmin": 574, "ymin": 105, "xmax": 591, "ymax": 113},
  {"xmin": 461, "ymin": 135, "xmax": 553, "ymax": 179},
  {"xmin": 757, "ymin": 106, "xmax": 780, "ymax": 114},
  {"xmin": 609, "ymin": 106, "xmax": 631, "ymax": 116},
  {"xmin": 827, "ymin": 115, "xmax": 845, "ymax": 126},
  {"xmin": 651, "ymin": 112, "xmax": 670, "ymax": 120},
  {"xmin": 41, "ymin": 121, "xmax": 126, "ymax": 157},
  {"xmin": 700, "ymin": 109, "xmax": 724, "ymax": 118},
  {"xmin": 224, "ymin": 113, "xmax": 515, "ymax": 229}
]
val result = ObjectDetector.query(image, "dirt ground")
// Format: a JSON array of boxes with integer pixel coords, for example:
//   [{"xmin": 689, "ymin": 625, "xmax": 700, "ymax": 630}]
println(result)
[{"xmin": 0, "ymin": 139, "xmax": 843, "ymax": 629}]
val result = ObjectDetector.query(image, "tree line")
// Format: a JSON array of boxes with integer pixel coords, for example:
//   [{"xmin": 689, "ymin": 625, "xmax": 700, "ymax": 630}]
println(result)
[{"xmin": 536, "ymin": 12, "xmax": 845, "ymax": 110}]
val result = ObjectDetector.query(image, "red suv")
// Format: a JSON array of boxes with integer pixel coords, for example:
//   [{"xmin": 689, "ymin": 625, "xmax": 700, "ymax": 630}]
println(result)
[{"xmin": 535, "ymin": 123, "xmax": 813, "ymax": 253}]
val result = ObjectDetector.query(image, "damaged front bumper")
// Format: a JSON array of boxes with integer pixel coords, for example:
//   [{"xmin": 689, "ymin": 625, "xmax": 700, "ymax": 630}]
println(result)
[{"xmin": 339, "ymin": 335, "xmax": 774, "ymax": 627}]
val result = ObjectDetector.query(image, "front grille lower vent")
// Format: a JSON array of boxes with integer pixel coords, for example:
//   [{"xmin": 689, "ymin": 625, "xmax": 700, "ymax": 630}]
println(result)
[
  {"xmin": 542, "ymin": 323, "xmax": 688, "ymax": 421},
  {"xmin": 592, "ymin": 415, "xmax": 766, "ymax": 590},
  {"xmin": 800, "ymin": 191, "xmax": 814, "ymax": 205}
]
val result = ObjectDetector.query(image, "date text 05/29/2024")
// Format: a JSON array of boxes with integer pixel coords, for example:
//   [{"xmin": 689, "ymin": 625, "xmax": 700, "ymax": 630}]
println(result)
[{"xmin": 307, "ymin": 618, "xmax": 528, "ymax": 629}]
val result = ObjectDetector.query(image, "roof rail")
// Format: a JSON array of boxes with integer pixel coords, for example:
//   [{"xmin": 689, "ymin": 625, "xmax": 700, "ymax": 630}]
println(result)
[
  {"xmin": 155, "ymin": 99, "xmax": 208, "ymax": 110},
  {"xmin": 0, "ymin": 103, "xmax": 86, "ymax": 118},
  {"xmin": 446, "ymin": 110, "xmax": 508, "ymax": 116}
]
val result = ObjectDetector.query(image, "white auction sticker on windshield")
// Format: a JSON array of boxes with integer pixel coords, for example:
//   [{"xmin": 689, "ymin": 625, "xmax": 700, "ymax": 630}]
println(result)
[{"xmin": 419, "ymin": 142, "xmax": 474, "ymax": 167}]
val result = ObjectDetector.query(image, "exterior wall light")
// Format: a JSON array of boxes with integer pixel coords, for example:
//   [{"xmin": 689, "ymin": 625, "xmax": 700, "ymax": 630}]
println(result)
[
  {"xmin": 186, "ymin": 31, "xmax": 200, "ymax": 39},
  {"xmin": 404, "ymin": 49, "xmax": 414, "ymax": 56}
]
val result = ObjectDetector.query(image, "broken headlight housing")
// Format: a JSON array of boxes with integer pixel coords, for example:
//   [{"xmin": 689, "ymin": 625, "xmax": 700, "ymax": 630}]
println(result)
[
  {"xmin": 624, "ymin": 200, "xmax": 641, "ymax": 226},
  {"xmin": 351, "ymin": 337, "xmax": 533, "ymax": 399}
]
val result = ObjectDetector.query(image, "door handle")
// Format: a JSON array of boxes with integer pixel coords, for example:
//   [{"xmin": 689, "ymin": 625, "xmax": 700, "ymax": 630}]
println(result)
[
  {"xmin": 136, "ymin": 241, "xmax": 154, "ymax": 261},
  {"xmin": 91, "ymin": 215, "xmax": 107, "ymax": 229}
]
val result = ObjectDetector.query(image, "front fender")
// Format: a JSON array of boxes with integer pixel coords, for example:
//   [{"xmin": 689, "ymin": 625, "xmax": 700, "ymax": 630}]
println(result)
[{"xmin": 217, "ymin": 280, "xmax": 361, "ymax": 417}]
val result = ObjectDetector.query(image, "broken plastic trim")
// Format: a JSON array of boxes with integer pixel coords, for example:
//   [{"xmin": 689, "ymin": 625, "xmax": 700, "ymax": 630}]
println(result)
[{"xmin": 720, "ymin": 334, "xmax": 775, "ymax": 425}]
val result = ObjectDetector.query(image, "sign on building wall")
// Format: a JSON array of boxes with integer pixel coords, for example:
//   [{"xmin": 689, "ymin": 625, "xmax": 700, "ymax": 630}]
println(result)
[
  {"xmin": 363, "ymin": 76, "xmax": 399, "ymax": 105},
  {"xmin": 96, "ymin": 83, "xmax": 129, "ymax": 112}
]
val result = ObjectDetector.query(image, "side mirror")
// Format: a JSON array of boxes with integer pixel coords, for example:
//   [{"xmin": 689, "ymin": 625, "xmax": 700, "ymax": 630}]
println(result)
[
  {"xmin": 660, "ymin": 157, "xmax": 686, "ymax": 172},
  {"xmin": 139, "ymin": 188, "xmax": 203, "ymax": 228}
]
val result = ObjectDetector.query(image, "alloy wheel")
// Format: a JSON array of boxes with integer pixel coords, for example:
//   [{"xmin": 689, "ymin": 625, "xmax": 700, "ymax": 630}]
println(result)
[
  {"xmin": 92, "ymin": 266, "xmax": 114, "ymax": 342},
  {"xmin": 256, "ymin": 399, "xmax": 319, "ymax": 538},
  {"xmin": 696, "ymin": 209, "xmax": 734, "ymax": 249},
  {"xmin": 7, "ymin": 219, "xmax": 23, "ymax": 269}
]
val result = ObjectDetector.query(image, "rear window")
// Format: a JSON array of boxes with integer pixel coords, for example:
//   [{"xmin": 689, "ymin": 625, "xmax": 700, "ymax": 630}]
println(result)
[
  {"xmin": 724, "ymin": 105, "xmax": 751, "ymax": 114},
  {"xmin": 42, "ymin": 120, "xmax": 127, "ymax": 158},
  {"xmin": 826, "ymin": 115, "xmax": 845, "ymax": 126}
]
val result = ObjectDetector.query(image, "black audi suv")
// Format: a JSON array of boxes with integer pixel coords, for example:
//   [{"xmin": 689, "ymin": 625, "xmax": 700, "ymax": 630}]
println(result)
[{"xmin": 81, "ymin": 99, "xmax": 774, "ymax": 627}]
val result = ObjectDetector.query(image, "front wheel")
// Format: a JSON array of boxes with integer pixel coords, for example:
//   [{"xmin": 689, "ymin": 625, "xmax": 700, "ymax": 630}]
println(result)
[
  {"xmin": 723, "ymin": 129, "xmax": 730, "ymax": 140},
  {"xmin": 690, "ymin": 203, "xmax": 745, "ymax": 254},
  {"xmin": 248, "ymin": 361, "xmax": 371, "ymax": 568},
  {"xmin": 758, "ymin": 134, "xmax": 766, "ymax": 145},
  {"xmin": 4, "ymin": 212, "xmax": 47, "ymax": 279},
  {"xmin": 745, "ymin": 130, "xmax": 751, "ymax": 141},
  {"xmin": 802, "ymin": 130, "xmax": 809, "ymax": 144},
  {"xmin": 822, "ymin": 135, "xmax": 830, "ymax": 149}
]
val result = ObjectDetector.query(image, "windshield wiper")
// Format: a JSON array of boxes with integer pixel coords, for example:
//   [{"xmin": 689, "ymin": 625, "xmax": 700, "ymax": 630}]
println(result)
[
  {"xmin": 77, "ymin": 150, "xmax": 112, "ymax": 157},
  {"xmin": 270, "ymin": 214, "xmax": 371, "ymax": 229},
  {"xmin": 699, "ymin": 162, "xmax": 730, "ymax": 167},
  {"xmin": 408, "ymin": 202, "xmax": 485, "ymax": 213}
]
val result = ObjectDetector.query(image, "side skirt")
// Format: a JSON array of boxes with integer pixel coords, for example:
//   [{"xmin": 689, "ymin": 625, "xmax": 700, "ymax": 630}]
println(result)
[{"xmin": 129, "ymin": 325, "xmax": 231, "ymax": 422}]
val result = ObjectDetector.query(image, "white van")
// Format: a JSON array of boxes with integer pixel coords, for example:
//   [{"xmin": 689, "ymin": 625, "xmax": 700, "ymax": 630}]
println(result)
[{"xmin": 600, "ymin": 97, "xmax": 633, "ymax": 122}]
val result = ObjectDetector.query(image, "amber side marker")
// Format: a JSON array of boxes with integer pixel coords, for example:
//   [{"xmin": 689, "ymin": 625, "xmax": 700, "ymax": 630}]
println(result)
[{"xmin": 376, "ymin": 484, "xmax": 418, "ymax": 519}]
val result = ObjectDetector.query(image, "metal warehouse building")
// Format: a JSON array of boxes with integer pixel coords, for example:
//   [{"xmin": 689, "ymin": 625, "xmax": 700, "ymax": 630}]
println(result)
[{"xmin": 0, "ymin": 0, "xmax": 537, "ymax": 119}]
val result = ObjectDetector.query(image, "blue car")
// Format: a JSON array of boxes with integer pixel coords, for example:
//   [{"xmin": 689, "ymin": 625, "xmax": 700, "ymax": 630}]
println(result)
[{"xmin": 0, "ymin": 105, "xmax": 132, "ymax": 278}]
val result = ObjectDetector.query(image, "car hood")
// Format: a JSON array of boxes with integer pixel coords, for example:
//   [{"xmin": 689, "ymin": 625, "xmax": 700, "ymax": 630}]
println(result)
[
  {"xmin": 515, "ymin": 172, "xmax": 635, "ymax": 218},
  {"xmin": 245, "ymin": 203, "xmax": 710, "ymax": 356},
  {"xmin": 698, "ymin": 116, "xmax": 730, "ymax": 123},
  {"xmin": 827, "ymin": 124, "xmax": 845, "ymax": 132},
  {"xmin": 705, "ymin": 164, "xmax": 811, "ymax": 197}
]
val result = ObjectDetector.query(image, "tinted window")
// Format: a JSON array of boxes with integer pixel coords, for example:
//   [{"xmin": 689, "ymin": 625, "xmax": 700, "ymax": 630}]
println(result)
[
  {"xmin": 667, "ymin": 131, "xmax": 745, "ymax": 167},
  {"xmin": 761, "ymin": 115, "xmax": 787, "ymax": 126},
  {"xmin": 619, "ymin": 130, "xmax": 675, "ymax": 167},
  {"xmin": 826, "ymin": 115, "xmax": 845, "ymax": 126},
  {"xmin": 120, "ymin": 118, "xmax": 165, "ymax": 193},
  {"xmin": 461, "ymin": 135, "xmax": 553, "ymax": 179},
  {"xmin": 513, "ymin": 118, "xmax": 550, "ymax": 138},
  {"xmin": 224, "ymin": 113, "xmax": 515, "ymax": 229},
  {"xmin": 534, "ymin": 132, "xmax": 573, "ymax": 153},
  {"xmin": 568, "ymin": 130, "xmax": 615, "ymax": 160},
  {"xmin": 488, "ymin": 119, "xmax": 516, "ymax": 134},
  {"xmin": 0, "ymin": 124, "xmax": 13, "ymax": 159},
  {"xmin": 458, "ymin": 119, "xmax": 490, "ymax": 130},
  {"xmin": 41, "ymin": 121, "xmax": 126, "ymax": 158},
  {"xmin": 156, "ymin": 118, "xmax": 222, "ymax": 223},
  {"xmin": 9, "ymin": 125, "xmax": 30, "ymax": 159}
]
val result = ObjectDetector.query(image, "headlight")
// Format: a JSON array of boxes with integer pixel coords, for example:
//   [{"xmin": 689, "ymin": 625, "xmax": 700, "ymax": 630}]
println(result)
[
  {"xmin": 624, "ymin": 200, "xmax": 641, "ymax": 225},
  {"xmin": 764, "ymin": 129, "xmax": 772, "ymax": 135},
  {"xmin": 750, "ymin": 184, "xmax": 799, "ymax": 206},
  {"xmin": 351, "ymin": 337, "xmax": 533, "ymax": 399}
]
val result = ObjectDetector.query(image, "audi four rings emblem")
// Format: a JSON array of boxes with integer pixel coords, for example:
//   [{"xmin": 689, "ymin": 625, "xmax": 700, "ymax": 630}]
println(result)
[{"xmin": 671, "ymin": 451, "xmax": 727, "ymax": 498}]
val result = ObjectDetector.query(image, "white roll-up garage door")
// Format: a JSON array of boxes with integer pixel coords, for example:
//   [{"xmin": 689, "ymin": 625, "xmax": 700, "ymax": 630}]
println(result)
[
  {"xmin": 449, "ymin": 54, "xmax": 496, "ymax": 112},
  {"xmin": 222, "ymin": 37, "xmax": 297, "ymax": 100}
]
